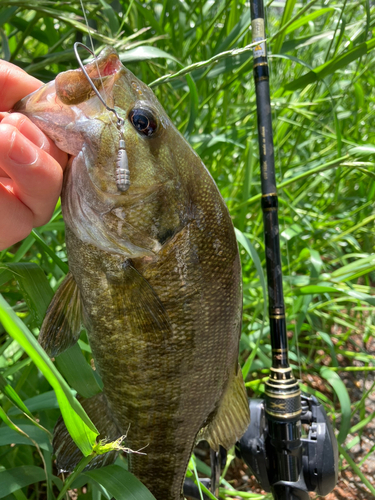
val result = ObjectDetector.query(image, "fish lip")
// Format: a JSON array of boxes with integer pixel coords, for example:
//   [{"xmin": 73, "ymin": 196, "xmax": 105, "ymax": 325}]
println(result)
[
  {"xmin": 12, "ymin": 81, "xmax": 56, "ymax": 114},
  {"xmin": 82, "ymin": 46, "xmax": 121, "ymax": 78}
]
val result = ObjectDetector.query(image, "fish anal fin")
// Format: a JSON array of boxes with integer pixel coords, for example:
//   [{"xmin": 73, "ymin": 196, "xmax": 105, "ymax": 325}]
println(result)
[
  {"xmin": 39, "ymin": 272, "xmax": 83, "ymax": 357},
  {"xmin": 53, "ymin": 393, "xmax": 121, "ymax": 473},
  {"xmin": 200, "ymin": 366, "xmax": 250, "ymax": 451}
]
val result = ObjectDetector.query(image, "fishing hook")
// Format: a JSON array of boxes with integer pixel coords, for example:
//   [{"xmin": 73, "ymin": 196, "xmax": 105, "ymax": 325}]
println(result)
[
  {"xmin": 73, "ymin": 42, "xmax": 130, "ymax": 192},
  {"xmin": 73, "ymin": 42, "xmax": 124, "ymax": 128}
]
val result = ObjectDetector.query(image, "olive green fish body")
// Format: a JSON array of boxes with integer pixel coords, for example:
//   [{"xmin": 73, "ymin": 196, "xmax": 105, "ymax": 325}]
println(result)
[
  {"xmin": 65, "ymin": 173, "xmax": 241, "ymax": 498},
  {"xmin": 15, "ymin": 48, "xmax": 250, "ymax": 500}
]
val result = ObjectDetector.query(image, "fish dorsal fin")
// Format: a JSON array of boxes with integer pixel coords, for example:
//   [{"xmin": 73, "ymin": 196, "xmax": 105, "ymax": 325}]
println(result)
[
  {"xmin": 53, "ymin": 392, "xmax": 120, "ymax": 472},
  {"xmin": 39, "ymin": 272, "xmax": 83, "ymax": 357},
  {"xmin": 199, "ymin": 366, "xmax": 250, "ymax": 451}
]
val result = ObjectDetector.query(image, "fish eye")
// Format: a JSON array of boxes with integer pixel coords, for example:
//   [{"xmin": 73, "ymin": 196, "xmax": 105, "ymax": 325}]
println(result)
[{"xmin": 128, "ymin": 107, "xmax": 158, "ymax": 137}]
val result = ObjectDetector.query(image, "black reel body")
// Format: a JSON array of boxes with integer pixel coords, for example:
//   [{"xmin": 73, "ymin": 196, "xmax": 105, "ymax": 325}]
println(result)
[{"xmin": 236, "ymin": 394, "xmax": 339, "ymax": 498}]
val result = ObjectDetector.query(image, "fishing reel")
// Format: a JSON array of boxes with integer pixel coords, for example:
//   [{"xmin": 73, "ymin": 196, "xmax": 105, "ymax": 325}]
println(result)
[
  {"xmin": 235, "ymin": 393, "xmax": 339, "ymax": 499},
  {"xmin": 184, "ymin": 393, "xmax": 338, "ymax": 500}
]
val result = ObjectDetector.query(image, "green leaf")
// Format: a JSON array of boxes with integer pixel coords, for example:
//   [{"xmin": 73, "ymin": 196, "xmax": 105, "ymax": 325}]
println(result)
[
  {"xmin": 330, "ymin": 254, "xmax": 375, "ymax": 278},
  {"xmin": 309, "ymin": 249, "xmax": 323, "ymax": 277},
  {"xmin": 0, "ymin": 406, "xmax": 52, "ymax": 455},
  {"xmin": 349, "ymin": 145, "xmax": 375, "ymax": 156},
  {"xmin": 132, "ymin": 1, "xmax": 163, "ymax": 34},
  {"xmin": 84, "ymin": 464, "xmax": 157, "ymax": 500},
  {"xmin": 215, "ymin": 9, "xmax": 251, "ymax": 54},
  {"xmin": 235, "ymin": 229, "xmax": 267, "ymax": 379},
  {"xmin": 0, "ymin": 373, "xmax": 33, "ymax": 417},
  {"xmin": 98, "ymin": 0, "xmax": 119, "ymax": 36},
  {"xmin": 5, "ymin": 263, "xmax": 53, "ymax": 325},
  {"xmin": 235, "ymin": 229, "xmax": 266, "ymax": 306},
  {"xmin": 8, "ymin": 391, "xmax": 58, "ymax": 415},
  {"xmin": 149, "ymin": 44, "xmax": 254, "ymax": 88},
  {"xmin": 0, "ymin": 27, "xmax": 10, "ymax": 61},
  {"xmin": 281, "ymin": 223, "xmax": 303, "ymax": 241},
  {"xmin": 0, "ymin": 424, "xmax": 51, "ymax": 451},
  {"xmin": 0, "ymin": 375, "xmax": 49, "ymax": 434},
  {"xmin": 285, "ymin": 8, "xmax": 334, "ymax": 35},
  {"xmin": 285, "ymin": 37, "xmax": 375, "ymax": 91},
  {"xmin": 184, "ymin": 74, "xmax": 199, "ymax": 135},
  {"xmin": 0, "ymin": 268, "xmax": 12, "ymax": 287},
  {"xmin": 317, "ymin": 331, "xmax": 339, "ymax": 367},
  {"xmin": 337, "ymin": 288, "xmax": 375, "ymax": 307},
  {"xmin": 0, "ymin": 465, "xmax": 47, "ymax": 498},
  {"xmin": 0, "ymin": 6, "xmax": 17, "ymax": 28},
  {"xmin": 237, "ymin": 142, "xmax": 255, "ymax": 231},
  {"xmin": 320, "ymin": 367, "xmax": 351, "ymax": 444},
  {"xmin": 272, "ymin": 0, "xmax": 297, "ymax": 54},
  {"xmin": 55, "ymin": 343, "xmax": 103, "ymax": 399},
  {"xmin": 353, "ymin": 81, "xmax": 365, "ymax": 110},
  {"xmin": 0, "ymin": 295, "xmax": 99, "ymax": 456},
  {"xmin": 42, "ymin": 15, "xmax": 59, "ymax": 46},
  {"xmin": 242, "ymin": 154, "xmax": 350, "ymax": 206},
  {"xmin": 120, "ymin": 46, "xmax": 181, "ymax": 66},
  {"xmin": 300, "ymin": 285, "xmax": 337, "ymax": 294},
  {"xmin": 31, "ymin": 229, "xmax": 69, "ymax": 274}
]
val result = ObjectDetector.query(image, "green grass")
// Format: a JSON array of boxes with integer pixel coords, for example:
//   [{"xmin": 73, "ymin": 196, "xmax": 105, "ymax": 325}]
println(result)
[{"xmin": 0, "ymin": 0, "xmax": 375, "ymax": 498}]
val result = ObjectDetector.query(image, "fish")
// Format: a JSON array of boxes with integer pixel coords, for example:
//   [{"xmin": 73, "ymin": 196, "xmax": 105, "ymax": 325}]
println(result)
[{"xmin": 15, "ymin": 47, "xmax": 250, "ymax": 500}]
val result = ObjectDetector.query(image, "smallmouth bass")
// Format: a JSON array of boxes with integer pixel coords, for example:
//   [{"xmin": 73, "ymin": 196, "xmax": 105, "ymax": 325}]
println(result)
[{"xmin": 15, "ymin": 47, "xmax": 250, "ymax": 500}]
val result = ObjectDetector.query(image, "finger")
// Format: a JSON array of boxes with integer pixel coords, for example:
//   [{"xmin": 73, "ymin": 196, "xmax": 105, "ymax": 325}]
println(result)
[
  {"xmin": 0, "ymin": 61, "xmax": 42, "ymax": 111},
  {"xmin": 0, "ymin": 182, "xmax": 33, "ymax": 250},
  {"xmin": 0, "ymin": 124, "xmax": 63, "ymax": 227},
  {"xmin": 2, "ymin": 113, "xmax": 68, "ymax": 169},
  {"xmin": 0, "ymin": 114, "xmax": 9, "ymax": 176}
]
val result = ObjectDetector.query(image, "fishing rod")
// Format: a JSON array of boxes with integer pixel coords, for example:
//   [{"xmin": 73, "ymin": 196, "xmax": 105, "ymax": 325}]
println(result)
[
  {"xmin": 184, "ymin": 2, "xmax": 338, "ymax": 498},
  {"xmin": 235, "ymin": 1, "xmax": 339, "ymax": 499}
]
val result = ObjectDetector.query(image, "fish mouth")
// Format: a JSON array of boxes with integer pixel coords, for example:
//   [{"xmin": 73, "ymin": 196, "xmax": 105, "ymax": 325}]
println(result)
[
  {"xmin": 54, "ymin": 47, "xmax": 123, "ymax": 107},
  {"xmin": 13, "ymin": 47, "xmax": 124, "ymax": 117},
  {"xmin": 13, "ymin": 47, "xmax": 125, "ymax": 154}
]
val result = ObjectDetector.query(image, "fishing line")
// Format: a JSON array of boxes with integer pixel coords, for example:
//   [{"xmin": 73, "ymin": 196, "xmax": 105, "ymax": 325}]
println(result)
[
  {"xmin": 78, "ymin": 0, "xmax": 116, "ymax": 127},
  {"xmin": 78, "ymin": 0, "xmax": 108, "ymax": 103},
  {"xmin": 77, "ymin": 0, "xmax": 130, "ymax": 192}
]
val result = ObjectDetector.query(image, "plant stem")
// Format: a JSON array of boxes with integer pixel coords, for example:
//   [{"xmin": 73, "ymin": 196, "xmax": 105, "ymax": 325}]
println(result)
[{"xmin": 56, "ymin": 454, "xmax": 94, "ymax": 500}]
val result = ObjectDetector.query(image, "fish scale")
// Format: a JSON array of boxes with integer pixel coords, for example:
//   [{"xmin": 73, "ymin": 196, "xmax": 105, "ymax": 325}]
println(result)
[{"xmin": 15, "ymin": 46, "xmax": 250, "ymax": 500}]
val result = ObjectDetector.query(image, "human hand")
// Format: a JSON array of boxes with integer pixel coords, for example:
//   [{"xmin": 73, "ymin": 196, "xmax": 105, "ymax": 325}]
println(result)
[{"xmin": 0, "ymin": 61, "xmax": 68, "ymax": 251}]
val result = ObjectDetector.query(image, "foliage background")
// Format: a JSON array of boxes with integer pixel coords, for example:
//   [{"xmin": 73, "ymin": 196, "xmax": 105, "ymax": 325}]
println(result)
[{"xmin": 0, "ymin": 0, "xmax": 374, "ymax": 498}]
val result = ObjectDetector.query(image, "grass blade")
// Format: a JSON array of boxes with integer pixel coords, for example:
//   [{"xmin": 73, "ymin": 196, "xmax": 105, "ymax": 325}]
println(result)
[
  {"xmin": 0, "ymin": 295, "xmax": 99, "ymax": 456},
  {"xmin": 84, "ymin": 464, "xmax": 157, "ymax": 500}
]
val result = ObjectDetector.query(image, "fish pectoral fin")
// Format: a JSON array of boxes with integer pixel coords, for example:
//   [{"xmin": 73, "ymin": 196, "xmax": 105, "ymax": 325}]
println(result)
[
  {"xmin": 116, "ymin": 262, "xmax": 173, "ymax": 342},
  {"xmin": 199, "ymin": 365, "xmax": 250, "ymax": 451},
  {"xmin": 53, "ymin": 393, "xmax": 121, "ymax": 473},
  {"xmin": 39, "ymin": 272, "xmax": 83, "ymax": 357}
]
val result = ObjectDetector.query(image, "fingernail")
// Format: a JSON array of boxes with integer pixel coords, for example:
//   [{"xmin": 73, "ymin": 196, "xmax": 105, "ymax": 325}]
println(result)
[
  {"xmin": 17, "ymin": 116, "xmax": 46, "ymax": 149},
  {"xmin": 8, "ymin": 131, "xmax": 38, "ymax": 165}
]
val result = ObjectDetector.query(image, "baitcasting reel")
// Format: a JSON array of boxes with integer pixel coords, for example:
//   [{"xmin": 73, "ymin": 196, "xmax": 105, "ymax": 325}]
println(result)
[
  {"xmin": 184, "ymin": 394, "xmax": 338, "ymax": 500},
  {"xmin": 235, "ymin": 393, "xmax": 339, "ymax": 499}
]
